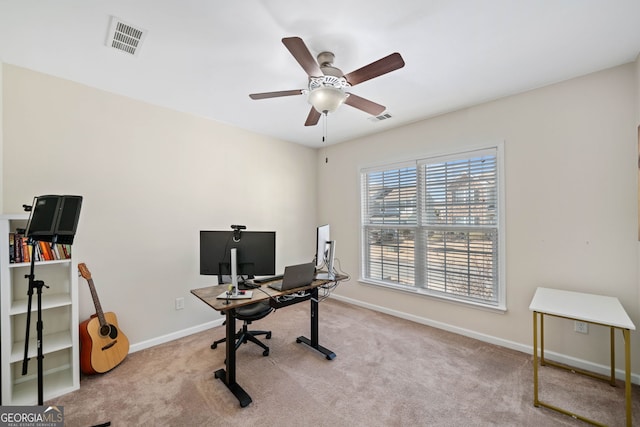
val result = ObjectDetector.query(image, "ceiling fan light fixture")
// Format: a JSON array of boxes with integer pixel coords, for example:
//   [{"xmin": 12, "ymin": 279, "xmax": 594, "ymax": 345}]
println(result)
[
  {"xmin": 308, "ymin": 86, "xmax": 348, "ymax": 113},
  {"xmin": 308, "ymin": 75, "xmax": 350, "ymax": 113}
]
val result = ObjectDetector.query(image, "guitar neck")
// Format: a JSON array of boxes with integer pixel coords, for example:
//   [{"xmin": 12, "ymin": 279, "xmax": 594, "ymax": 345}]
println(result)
[{"xmin": 86, "ymin": 278, "xmax": 108, "ymax": 327}]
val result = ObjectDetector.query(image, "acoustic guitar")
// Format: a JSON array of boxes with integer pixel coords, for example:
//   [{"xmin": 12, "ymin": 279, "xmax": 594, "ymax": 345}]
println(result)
[{"xmin": 78, "ymin": 263, "xmax": 130, "ymax": 374}]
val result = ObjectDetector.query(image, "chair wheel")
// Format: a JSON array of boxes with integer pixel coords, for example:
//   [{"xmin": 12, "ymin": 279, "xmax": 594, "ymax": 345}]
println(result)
[
  {"xmin": 263, "ymin": 349, "xmax": 269, "ymax": 357},
  {"xmin": 211, "ymin": 343, "xmax": 217, "ymax": 349},
  {"xmin": 266, "ymin": 332, "xmax": 272, "ymax": 339}
]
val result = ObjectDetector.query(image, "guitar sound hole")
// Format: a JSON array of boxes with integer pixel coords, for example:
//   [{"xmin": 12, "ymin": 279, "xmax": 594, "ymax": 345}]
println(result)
[{"xmin": 100, "ymin": 324, "xmax": 119, "ymax": 339}]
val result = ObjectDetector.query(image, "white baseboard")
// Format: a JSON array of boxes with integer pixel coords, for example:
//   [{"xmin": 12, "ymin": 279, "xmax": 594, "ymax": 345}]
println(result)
[
  {"xmin": 331, "ymin": 294, "xmax": 640, "ymax": 385},
  {"xmin": 129, "ymin": 318, "xmax": 224, "ymax": 353}
]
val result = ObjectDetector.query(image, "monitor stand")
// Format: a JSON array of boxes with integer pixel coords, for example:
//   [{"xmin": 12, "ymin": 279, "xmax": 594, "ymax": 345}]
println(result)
[
  {"xmin": 230, "ymin": 248, "xmax": 239, "ymax": 296},
  {"xmin": 315, "ymin": 240, "xmax": 335, "ymax": 280}
]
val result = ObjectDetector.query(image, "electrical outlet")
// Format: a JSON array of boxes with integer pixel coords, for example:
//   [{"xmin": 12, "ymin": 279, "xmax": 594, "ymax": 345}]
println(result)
[
  {"xmin": 175, "ymin": 297, "xmax": 185, "ymax": 310},
  {"xmin": 574, "ymin": 321, "xmax": 589, "ymax": 334}
]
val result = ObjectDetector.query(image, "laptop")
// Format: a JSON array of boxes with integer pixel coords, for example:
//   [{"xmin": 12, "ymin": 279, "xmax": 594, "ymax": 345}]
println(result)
[{"xmin": 268, "ymin": 262, "xmax": 316, "ymax": 291}]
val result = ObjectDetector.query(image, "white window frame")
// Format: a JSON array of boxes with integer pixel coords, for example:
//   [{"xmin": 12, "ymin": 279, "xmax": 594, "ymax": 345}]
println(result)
[{"xmin": 360, "ymin": 143, "xmax": 506, "ymax": 311}]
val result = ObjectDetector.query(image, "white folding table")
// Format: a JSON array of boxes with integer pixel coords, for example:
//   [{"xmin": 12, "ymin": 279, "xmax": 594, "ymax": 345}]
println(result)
[{"xmin": 530, "ymin": 287, "xmax": 635, "ymax": 426}]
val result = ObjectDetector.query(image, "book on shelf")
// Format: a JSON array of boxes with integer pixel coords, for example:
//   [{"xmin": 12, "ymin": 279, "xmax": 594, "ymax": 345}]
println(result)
[
  {"xmin": 9, "ymin": 232, "xmax": 15, "ymax": 263},
  {"xmin": 39, "ymin": 241, "xmax": 52, "ymax": 260},
  {"xmin": 7, "ymin": 233, "xmax": 72, "ymax": 263},
  {"xmin": 60, "ymin": 244, "xmax": 70, "ymax": 259},
  {"xmin": 9, "ymin": 232, "xmax": 24, "ymax": 263},
  {"xmin": 21, "ymin": 237, "xmax": 30, "ymax": 263}
]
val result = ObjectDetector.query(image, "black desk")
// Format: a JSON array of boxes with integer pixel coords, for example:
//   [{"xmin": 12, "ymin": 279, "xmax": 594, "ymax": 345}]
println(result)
[{"xmin": 191, "ymin": 275, "xmax": 344, "ymax": 407}]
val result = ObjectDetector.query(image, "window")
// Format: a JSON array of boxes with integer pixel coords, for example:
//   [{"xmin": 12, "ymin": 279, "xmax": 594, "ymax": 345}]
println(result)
[{"xmin": 360, "ymin": 146, "xmax": 504, "ymax": 309}]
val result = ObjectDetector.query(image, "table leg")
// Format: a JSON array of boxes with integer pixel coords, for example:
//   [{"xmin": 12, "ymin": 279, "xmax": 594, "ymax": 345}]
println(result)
[
  {"xmin": 624, "ymin": 329, "xmax": 631, "ymax": 427},
  {"xmin": 213, "ymin": 310, "xmax": 252, "ymax": 407},
  {"xmin": 296, "ymin": 286, "xmax": 336, "ymax": 360},
  {"xmin": 540, "ymin": 314, "xmax": 546, "ymax": 366},
  {"xmin": 533, "ymin": 316, "xmax": 632, "ymax": 426},
  {"xmin": 610, "ymin": 327, "xmax": 616, "ymax": 386},
  {"xmin": 533, "ymin": 311, "xmax": 539, "ymax": 407}
]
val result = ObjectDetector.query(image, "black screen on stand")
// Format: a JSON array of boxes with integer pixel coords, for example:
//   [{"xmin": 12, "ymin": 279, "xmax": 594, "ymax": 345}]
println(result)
[{"xmin": 199, "ymin": 230, "xmax": 276, "ymax": 279}]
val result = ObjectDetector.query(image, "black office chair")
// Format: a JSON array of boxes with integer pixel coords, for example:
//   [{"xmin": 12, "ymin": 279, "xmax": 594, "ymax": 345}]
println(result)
[{"xmin": 211, "ymin": 300, "xmax": 274, "ymax": 356}]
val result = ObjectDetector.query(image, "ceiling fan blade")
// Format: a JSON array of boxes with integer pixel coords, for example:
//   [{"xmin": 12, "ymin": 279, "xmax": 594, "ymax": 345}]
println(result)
[
  {"xmin": 249, "ymin": 89, "xmax": 303, "ymax": 100},
  {"xmin": 304, "ymin": 107, "xmax": 322, "ymax": 126},
  {"xmin": 344, "ymin": 52, "xmax": 405, "ymax": 86},
  {"xmin": 282, "ymin": 37, "xmax": 323, "ymax": 77},
  {"xmin": 344, "ymin": 93, "xmax": 386, "ymax": 116}
]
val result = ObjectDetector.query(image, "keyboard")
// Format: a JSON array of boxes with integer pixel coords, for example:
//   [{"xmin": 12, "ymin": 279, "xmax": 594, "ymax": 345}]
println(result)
[{"xmin": 253, "ymin": 274, "xmax": 284, "ymax": 284}]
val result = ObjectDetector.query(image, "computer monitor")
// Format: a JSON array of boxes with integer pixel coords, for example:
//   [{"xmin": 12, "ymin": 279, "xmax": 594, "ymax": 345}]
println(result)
[
  {"xmin": 315, "ymin": 224, "xmax": 330, "ymax": 268},
  {"xmin": 315, "ymin": 224, "xmax": 335, "ymax": 280},
  {"xmin": 199, "ymin": 230, "xmax": 276, "ymax": 280}
]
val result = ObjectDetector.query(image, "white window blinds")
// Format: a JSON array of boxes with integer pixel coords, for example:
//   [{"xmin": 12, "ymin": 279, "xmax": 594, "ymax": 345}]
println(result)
[
  {"xmin": 419, "ymin": 149, "xmax": 499, "ymax": 305},
  {"xmin": 361, "ymin": 146, "xmax": 503, "ymax": 308},
  {"xmin": 361, "ymin": 163, "xmax": 417, "ymax": 286}
]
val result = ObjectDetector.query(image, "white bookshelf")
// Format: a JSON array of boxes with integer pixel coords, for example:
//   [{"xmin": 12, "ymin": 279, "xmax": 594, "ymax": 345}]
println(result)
[{"xmin": 0, "ymin": 214, "xmax": 79, "ymax": 405}]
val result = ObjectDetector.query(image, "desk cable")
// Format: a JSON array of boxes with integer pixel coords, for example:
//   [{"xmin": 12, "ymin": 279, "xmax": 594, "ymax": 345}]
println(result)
[
  {"xmin": 316, "ymin": 257, "xmax": 350, "ymax": 302},
  {"xmin": 277, "ymin": 291, "xmax": 312, "ymax": 303},
  {"xmin": 244, "ymin": 283, "xmax": 311, "ymax": 308},
  {"xmin": 251, "ymin": 283, "xmax": 282, "ymax": 305}
]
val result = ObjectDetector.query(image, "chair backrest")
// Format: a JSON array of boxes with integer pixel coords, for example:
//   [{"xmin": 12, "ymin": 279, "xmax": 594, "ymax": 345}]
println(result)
[{"xmin": 233, "ymin": 301, "xmax": 273, "ymax": 322}]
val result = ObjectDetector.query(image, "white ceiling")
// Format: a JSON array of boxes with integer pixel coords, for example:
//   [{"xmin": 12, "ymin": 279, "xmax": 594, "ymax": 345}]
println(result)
[{"xmin": 1, "ymin": 1, "xmax": 639, "ymax": 148}]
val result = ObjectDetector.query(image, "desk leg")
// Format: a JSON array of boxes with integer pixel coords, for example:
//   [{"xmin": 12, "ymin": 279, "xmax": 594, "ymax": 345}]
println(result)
[
  {"xmin": 296, "ymin": 287, "xmax": 336, "ymax": 360},
  {"xmin": 213, "ymin": 311, "xmax": 252, "ymax": 408}
]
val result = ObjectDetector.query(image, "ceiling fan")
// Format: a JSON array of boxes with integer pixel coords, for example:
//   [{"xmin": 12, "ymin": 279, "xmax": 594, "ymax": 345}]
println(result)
[{"xmin": 249, "ymin": 37, "xmax": 405, "ymax": 126}]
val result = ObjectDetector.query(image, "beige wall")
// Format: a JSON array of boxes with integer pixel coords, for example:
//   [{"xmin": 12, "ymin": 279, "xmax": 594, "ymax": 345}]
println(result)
[
  {"xmin": 2, "ymin": 64, "xmax": 318, "ymax": 347},
  {"xmin": 637, "ymin": 54, "xmax": 640, "ymax": 123},
  {"xmin": 319, "ymin": 63, "xmax": 640, "ymax": 376},
  {"xmin": 636, "ymin": 53, "xmax": 640, "ymax": 317},
  {"xmin": 0, "ymin": 63, "xmax": 3, "ymax": 214},
  {"xmin": 3, "ymin": 60, "xmax": 640, "ymax": 379}
]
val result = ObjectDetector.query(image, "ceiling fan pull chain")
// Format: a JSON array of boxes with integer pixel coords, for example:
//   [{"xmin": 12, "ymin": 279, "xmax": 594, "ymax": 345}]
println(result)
[{"xmin": 323, "ymin": 112, "xmax": 329, "ymax": 163}]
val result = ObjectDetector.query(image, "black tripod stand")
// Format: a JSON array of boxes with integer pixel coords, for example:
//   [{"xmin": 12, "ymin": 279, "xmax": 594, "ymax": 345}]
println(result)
[
  {"xmin": 19, "ymin": 194, "xmax": 82, "ymax": 405},
  {"xmin": 21, "ymin": 239, "xmax": 49, "ymax": 405}
]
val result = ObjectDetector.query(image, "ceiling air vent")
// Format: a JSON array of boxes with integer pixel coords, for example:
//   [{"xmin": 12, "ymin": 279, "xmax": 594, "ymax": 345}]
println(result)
[
  {"xmin": 369, "ymin": 112, "xmax": 393, "ymax": 122},
  {"xmin": 106, "ymin": 16, "xmax": 147, "ymax": 56}
]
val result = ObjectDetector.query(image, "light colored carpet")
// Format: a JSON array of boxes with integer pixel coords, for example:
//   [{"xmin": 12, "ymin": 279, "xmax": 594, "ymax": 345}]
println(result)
[{"xmin": 48, "ymin": 299, "xmax": 639, "ymax": 426}]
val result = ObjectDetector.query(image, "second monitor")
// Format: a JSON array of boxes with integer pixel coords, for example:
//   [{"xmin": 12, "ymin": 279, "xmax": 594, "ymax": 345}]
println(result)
[{"xmin": 315, "ymin": 224, "xmax": 335, "ymax": 280}]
